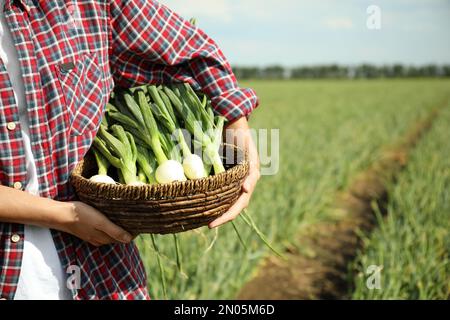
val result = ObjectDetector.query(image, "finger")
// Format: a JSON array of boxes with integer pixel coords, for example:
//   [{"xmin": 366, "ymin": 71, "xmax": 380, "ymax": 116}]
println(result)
[
  {"xmin": 243, "ymin": 170, "xmax": 260, "ymax": 194},
  {"xmin": 93, "ymin": 230, "xmax": 119, "ymax": 245},
  {"xmin": 209, "ymin": 193, "xmax": 250, "ymax": 228},
  {"xmin": 89, "ymin": 241, "xmax": 102, "ymax": 247},
  {"xmin": 86, "ymin": 206, "xmax": 133, "ymax": 243},
  {"xmin": 243, "ymin": 142, "xmax": 260, "ymax": 193},
  {"xmin": 87, "ymin": 229, "xmax": 117, "ymax": 247},
  {"xmin": 97, "ymin": 219, "xmax": 133, "ymax": 244}
]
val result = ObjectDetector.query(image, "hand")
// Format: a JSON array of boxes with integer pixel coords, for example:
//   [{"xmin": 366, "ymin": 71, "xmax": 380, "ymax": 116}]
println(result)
[
  {"xmin": 209, "ymin": 117, "xmax": 260, "ymax": 228},
  {"xmin": 0, "ymin": 185, "xmax": 133, "ymax": 246},
  {"xmin": 55, "ymin": 201, "xmax": 133, "ymax": 247}
]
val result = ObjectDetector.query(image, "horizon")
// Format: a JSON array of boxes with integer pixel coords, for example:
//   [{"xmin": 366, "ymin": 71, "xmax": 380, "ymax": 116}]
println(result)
[{"xmin": 230, "ymin": 62, "xmax": 450, "ymax": 68}]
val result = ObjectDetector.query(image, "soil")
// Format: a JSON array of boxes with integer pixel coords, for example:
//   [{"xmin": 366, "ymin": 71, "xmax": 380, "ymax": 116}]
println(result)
[{"xmin": 237, "ymin": 103, "xmax": 446, "ymax": 300}]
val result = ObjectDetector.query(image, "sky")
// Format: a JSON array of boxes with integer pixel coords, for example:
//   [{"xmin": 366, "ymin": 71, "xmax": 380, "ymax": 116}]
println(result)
[{"xmin": 159, "ymin": 0, "xmax": 450, "ymax": 67}]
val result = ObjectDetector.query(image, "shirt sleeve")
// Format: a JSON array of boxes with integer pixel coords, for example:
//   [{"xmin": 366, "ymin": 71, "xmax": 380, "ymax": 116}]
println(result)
[{"xmin": 109, "ymin": 0, "xmax": 259, "ymax": 121}]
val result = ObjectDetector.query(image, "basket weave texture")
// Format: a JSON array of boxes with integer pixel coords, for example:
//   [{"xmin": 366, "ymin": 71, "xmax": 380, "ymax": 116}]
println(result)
[{"xmin": 70, "ymin": 145, "xmax": 249, "ymax": 235}]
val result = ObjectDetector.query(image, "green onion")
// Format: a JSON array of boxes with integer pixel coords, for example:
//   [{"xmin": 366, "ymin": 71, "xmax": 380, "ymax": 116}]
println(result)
[
  {"xmin": 164, "ymin": 86, "xmax": 225, "ymax": 175},
  {"xmin": 136, "ymin": 145, "xmax": 157, "ymax": 184},
  {"xmin": 89, "ymin": 147, "xmax": 116, "ymax": 184},
  {"xmin": 136, "ymin": 90, "xmax": 186, "ymax": 183},
  {"xmin": 95, "ymin": 125, "xmax": 138, "ymax": 184}
]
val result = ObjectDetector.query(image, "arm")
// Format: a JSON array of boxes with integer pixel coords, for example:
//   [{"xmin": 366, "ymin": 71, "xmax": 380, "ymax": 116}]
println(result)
[
  {"xmin": 109, "ymin": 0, "xmax": 259, "ymax": 122},
  {"xmin": 0, "ymin": 185, "xmax": 132, "ymax": 246}
]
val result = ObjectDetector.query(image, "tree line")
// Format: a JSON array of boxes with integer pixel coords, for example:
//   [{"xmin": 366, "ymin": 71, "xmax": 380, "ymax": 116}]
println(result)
[{"xmin": 233, "ymin": 64, "xmax": 450, "ymax": 80}]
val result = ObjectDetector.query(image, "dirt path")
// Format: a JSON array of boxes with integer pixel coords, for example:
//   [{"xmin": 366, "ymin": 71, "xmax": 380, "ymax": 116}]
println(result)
[{"xmin": 238, "ymin": 102, "xmax": 447, "ymax": 300}]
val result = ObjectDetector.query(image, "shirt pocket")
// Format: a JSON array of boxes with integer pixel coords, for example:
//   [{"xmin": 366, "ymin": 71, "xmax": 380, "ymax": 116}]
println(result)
[{"xmin": 56, "ymin": 51, "xmax": 105, "ymax": 136}]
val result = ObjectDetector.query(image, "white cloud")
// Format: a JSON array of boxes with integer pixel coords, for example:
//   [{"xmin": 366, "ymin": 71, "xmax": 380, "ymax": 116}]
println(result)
[{"xmin": 323, "ymin": 18, "xmax": 354, "ymax": 30}]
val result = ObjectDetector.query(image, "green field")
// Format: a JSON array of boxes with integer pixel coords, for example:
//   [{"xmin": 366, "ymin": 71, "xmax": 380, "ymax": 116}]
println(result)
[
  {"xmin": 351, "ymin": 103, "xmax": 450, "ymax": 299},
  {"xmin": 136, "ymin": 79, "xmax": 450, "ymax": 299}
]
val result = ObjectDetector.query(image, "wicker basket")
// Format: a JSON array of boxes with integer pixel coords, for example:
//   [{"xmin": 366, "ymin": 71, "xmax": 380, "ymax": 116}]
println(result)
[{"xmin": 70, "ymin": 144, "xmax": 249, "ymax": 235}]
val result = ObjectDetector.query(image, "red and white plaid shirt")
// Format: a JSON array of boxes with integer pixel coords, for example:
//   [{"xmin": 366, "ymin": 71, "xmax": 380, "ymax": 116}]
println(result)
[{"xmin": 0, "ymin": 0, "xmax": 258, "ymax": 300}]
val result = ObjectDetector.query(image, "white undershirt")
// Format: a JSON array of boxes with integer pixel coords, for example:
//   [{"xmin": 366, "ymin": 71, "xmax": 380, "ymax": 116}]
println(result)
[{"xmin": 0, "ymin": 0, "xmax": 72, "ymax": 300}]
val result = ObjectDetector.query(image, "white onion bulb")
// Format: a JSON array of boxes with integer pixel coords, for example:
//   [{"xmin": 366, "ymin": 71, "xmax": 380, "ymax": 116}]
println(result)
[
  {"xmin": 183, "ymin": 154, "xmax": 206, "ymax": 180},
  {"xmin": 128, "ymin": 181, "xmax": 146, "ymax": 187},
  {"xmin": 155, "ymin": 160, "xmax": 187, "ymax": 184},
  {"xmin": 90, "ymin": 175, "xmax": 116, "ymax": 184}
]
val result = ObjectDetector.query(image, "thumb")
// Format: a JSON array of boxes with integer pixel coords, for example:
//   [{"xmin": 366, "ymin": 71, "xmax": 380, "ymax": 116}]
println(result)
[{"xmin": 99, "ymin": 220, "xmax": 133, "ymax": 244}]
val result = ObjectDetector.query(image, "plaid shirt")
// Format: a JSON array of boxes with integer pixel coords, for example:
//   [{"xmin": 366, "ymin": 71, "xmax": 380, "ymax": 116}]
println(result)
[{"xmin": 0, "ymin": 0, "xmax": 258, "ymax": 300}]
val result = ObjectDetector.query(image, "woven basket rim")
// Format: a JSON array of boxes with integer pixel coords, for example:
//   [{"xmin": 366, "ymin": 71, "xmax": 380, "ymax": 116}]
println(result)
[{"xmin": 71, "ymin": 144, "xmax": 249, "ymax": 201}]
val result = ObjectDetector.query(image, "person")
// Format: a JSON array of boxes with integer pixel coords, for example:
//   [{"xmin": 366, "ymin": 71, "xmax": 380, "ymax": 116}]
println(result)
[{"xmin": 0, "ymin": 0, "xmax": 260, "ymax": 300}]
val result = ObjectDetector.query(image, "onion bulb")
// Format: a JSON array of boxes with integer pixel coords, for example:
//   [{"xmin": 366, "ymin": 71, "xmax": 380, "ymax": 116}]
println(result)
[
  {"xmin": 155, "ymin": 160, "xmax": 186, "ymax": 184},
  {"xmin": 90, "ymin": 175, "xmax": 116, "ymax": 184},
  {"xmin": 129, "ymin": 181, "xmax": 147, "ymax": 187},
  {"xmin": 183, "ymin": 154, "xmax": 206, "ymax": 180}
]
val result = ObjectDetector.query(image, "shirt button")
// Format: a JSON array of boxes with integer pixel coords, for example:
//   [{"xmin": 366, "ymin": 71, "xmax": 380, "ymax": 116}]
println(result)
[
  {"xmin": 11, "ymin": 234, "xmax": 21, "ymax": 243},
  {"xmin": 7, "ymin": 122, "xmax": 17, "ymax": 131},
  {"xmin": 13, "ymin": 182, "xmax": 23, "ymax": 190}
]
